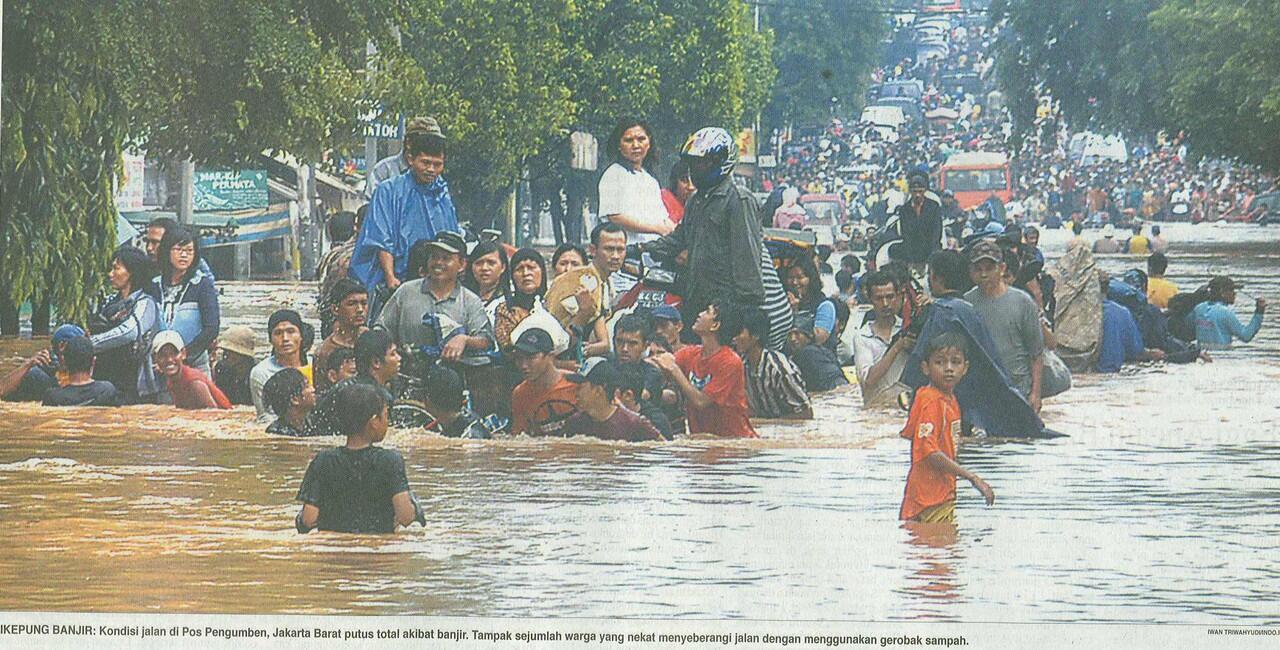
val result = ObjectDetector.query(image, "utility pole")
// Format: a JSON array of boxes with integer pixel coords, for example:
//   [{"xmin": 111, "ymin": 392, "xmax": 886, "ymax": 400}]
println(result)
[
  {"xmin": 364, "ymin": 40, "xmax": 379, "ymax": 184},
  {"xmin": 177, "ymin": 157, "xmax": 195, "ymax": 225}
]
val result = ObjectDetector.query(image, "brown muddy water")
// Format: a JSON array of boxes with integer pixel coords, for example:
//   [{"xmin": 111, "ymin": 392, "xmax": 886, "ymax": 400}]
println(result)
[{"xmin": 0, "ymin": 223, "xmax": 1277, "ymax": 622}]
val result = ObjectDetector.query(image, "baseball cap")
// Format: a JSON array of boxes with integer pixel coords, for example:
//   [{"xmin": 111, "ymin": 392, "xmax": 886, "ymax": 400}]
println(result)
[
  {"xmin": 52, "ymin": 324, "xmax": 87, "ymax": 346},
  {"xmin": 512, "ymin": 328, "xmax": 554, "ymax": 355},
  {"xmin": 427, "ymin": 231, "xmax": 466, "ymax": 256},
  {"xmin": 152, "ymin": 330, "xmax": 186, "ymax": 354},
  {"xmin": 567, "ymin": 357, "xmax": 622, "ymax": 386},
  {"xmin": 652, "ymin": 305, "xmax": 682, "ymax": 322},
  {"xmin": 220, "ymin": 325, "xmax": 256, "ymax": 357},
  {"xmin": 968, "ymin": 239, "xmax": 1003, "ymax": 265},
  {"xmin": 405, "ymin": 116, "xmax": 444, "ymax": 139}
]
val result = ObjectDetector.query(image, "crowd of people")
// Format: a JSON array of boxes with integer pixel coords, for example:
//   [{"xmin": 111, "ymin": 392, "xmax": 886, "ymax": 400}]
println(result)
[{"xmin": 1, "ymin": 12, "xmax": 1271, "ymax": 535}]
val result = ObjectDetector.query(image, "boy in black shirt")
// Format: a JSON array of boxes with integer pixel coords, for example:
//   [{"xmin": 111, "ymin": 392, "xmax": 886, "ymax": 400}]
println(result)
[
  {"xmin": 422, "ymin": 365, "xmax": 493, "ymax": 439},
  {"xmin": 295, "ymin": 383, "xmax": 426, "ymax": 533},
  {"xmin": 263, "ymin": 368, "xmax": 317, "ymax": 437},
  {"xmin": 42, "ymin": 336, "xmax": 123, "ymax": 407}
]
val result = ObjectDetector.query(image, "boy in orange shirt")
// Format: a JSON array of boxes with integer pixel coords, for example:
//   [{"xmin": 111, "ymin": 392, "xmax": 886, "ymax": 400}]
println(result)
[{"xmin": 900, "ymin": 332, "xmax": 995, "ymax": 523}]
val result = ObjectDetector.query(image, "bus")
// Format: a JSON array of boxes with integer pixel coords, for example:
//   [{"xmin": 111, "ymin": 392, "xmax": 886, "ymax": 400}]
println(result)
[{"xmin": 938, "ymin": 151, "xmax": 1013, "ymax": 210}]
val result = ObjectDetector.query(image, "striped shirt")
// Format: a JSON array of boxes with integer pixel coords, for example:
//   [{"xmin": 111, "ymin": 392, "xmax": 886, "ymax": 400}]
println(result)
[
  {"xmin": 759, "ymin": 245, "xmax": 794, "ymax": 351},
  {"xmin": 744, "ymin": 349, "xmax": 811, "ymax": 419}
]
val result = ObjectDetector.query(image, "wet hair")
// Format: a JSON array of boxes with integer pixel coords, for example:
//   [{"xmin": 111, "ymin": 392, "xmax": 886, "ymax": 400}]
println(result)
[
  {"xmin": 464, "ymin": 240, "xmax": 508, "ymax": 295},
  {"xmin": 263, "ymin": 367, "xmax": 308, "ymax": 418},
  {"xmin": 667, "ymin": 159, "xmax": 691, "ymax": 191},
  {"xmin": 327, "ymin": 211, "xmax": 356, "ymax": 243},
  {"xmin": 617, "ymin": 362, "xmax": 648, "ymax": 402},
  {"xmin": 710, "ymin": 299, "xmax": 741, "ymax": 347},
  {"xmin": 590, "ymin": 221, "xmax": 626, "ymax": 247},
  {"xmin": 328, "ymin": 277, "xmax": 368, "ymax": 306},
  {"xmin": 157, "ymin": 225, "xmax": 201, "ymax": 284},
  {"xmin": 60, "ymin": 336, "xmax": 94, "ymax": 374},
  {"xmin": 551, "ymin": 243, "xmax": 588, "ymax": 270},
  {"xmin": 112, "ymin": 245, "xmax": 155, "ymax": 294},
  {"xmin": 862, "ymin": 269, "xmax": 899, "ymax": 294},
  {"xmin": 925, "ymin": 331, "xmax": 969, "ymax": 361},
  {"xmin": 335, "ymin": 382, "xmax": 387, "ymax": 437},
  {"xmin": 354, "ymin": 328, "xmax": 395, "ymax": 375},
  {"xmin": 613, "ymin": 312, "xmax": 653, "ymax": 344},
  {"xmin": 423, "ymin": 365, "xmax": 466, "ymax": 411},
  {"xmin": 1147, "ymin": 252, "xmax": 1168, "ymax": 276},
  {"xmin": 739, "ymin": 306, "xmax": 770, "ymax": 344},
  {"xmin": 607, "ymin": 118, "xmax": 658, "ymax": 173},
  {"xmin": 404, "ymin": 131, "xmax": 446, "ymax": 158},
  {"xmin": 927, "ymin": 249, "xmax": 970, "ymax": 293},
  {"xmin": 324, "ymin": 346, "xmax": 356, "ymax": 378}
]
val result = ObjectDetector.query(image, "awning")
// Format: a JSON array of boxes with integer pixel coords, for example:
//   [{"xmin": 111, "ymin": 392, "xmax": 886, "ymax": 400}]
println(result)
[{"xmin": 121, "ymin": 203, "xmax": 292, "ymax": 248}]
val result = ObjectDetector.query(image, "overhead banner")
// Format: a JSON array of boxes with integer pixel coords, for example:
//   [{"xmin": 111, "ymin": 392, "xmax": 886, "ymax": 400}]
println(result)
[{"xmin": 194, "ymin": 169, "xmax": 269, "ymax": 212}]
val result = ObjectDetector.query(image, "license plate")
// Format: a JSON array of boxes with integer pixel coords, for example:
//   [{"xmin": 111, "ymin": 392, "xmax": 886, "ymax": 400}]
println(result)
[{"xmin": 637, "ymin": 289, "xmax": 667, "ymax": 309}]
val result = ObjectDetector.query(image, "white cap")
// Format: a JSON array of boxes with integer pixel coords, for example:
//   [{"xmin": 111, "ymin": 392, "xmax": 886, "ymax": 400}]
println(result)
[{"xmin": 152, "ymin": 330, "xmax": 186, "ymax": 354}]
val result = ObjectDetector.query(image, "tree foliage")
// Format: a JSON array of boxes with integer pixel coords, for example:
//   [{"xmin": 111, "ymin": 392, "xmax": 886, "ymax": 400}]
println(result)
[
  {"xmin": 991, "ymin": 0, "xmax": 1170, "ymax": 136},
  {"xmin": 2, "ymin": 3, "xmax": 126, "ymax": 323},
  {"xmin": 762, "ymin": 0, "xmax": 889, "ymax": 128},
  {"xmin": 1149, "ymin": 0, "xmax": 1280, "ymax": 169},
  {"xmin": 992, "ymin": 0, "xmax": 1280, "ymax": 169},
  {"xmin": 383, "ymin": 0, "xmax": 774, "ymax": 227}
]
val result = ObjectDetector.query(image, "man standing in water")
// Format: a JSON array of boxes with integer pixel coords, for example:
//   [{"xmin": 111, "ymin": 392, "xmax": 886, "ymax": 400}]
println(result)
[
  {"xmin": 964, "ymin": 240, "xmax": 1045, "ymax": 413},
  {"xmin": 305, "ymin": 328, "xmax": 401, "ymax": 437},
  {"xmin": 1194, "ymin": 276, "xmax": 1266, "ymax": 350},
  {"xmin": 250, "ymin": 310, "xmax": 311, "ymax": 419},
  {"xmin": 648, "ymin": 301, "xmax": 756, "ymax": 438}
]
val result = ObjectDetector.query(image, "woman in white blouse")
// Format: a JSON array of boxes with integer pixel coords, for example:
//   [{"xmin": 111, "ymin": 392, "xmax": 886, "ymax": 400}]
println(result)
[{"xmin": 597, "ymin": 119, "xmax": 673, "ymax": 244}]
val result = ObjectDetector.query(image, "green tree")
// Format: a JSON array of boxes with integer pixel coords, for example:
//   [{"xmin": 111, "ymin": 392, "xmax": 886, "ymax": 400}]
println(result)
[
  {"xmin": 380, "ymin": 0, "xmax": 577, "ymax": 229},
  {"xmin": 1150, "ymin": 0, "xmax": 1280, "ymax": 168},
  {"xmin": 761, "ymin": 0, "xmax": 888, "ymax": 129},
  {"xmin": 2, "ymin": 3, "xmax": 126, "ymax": 324},
  {"xmin": 991, "ymin": 0, "xmax": 1172, "ymax": 136}
]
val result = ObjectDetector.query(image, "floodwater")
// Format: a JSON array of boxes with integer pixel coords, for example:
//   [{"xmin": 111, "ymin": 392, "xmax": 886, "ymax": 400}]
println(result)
[{"xmin": 0, "ymin": 223, "xmax": 1277, "ymax": 622}]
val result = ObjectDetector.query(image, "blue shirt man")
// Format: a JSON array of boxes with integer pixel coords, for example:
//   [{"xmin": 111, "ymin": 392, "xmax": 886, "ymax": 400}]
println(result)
[
  {"xmin": 349, "ymin": 129, "xmax": 459, "ymax": 321},
  {"xmin": 1194, "ymin": 276, "xmax": 1265, "ymax": 349},
  {"xmin": 1098, "ymin": 300, "xmax": 1146, "ymax": 373}
]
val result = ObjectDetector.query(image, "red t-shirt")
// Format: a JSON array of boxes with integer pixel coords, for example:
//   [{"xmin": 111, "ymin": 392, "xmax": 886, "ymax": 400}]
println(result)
[
  {"xmin": 899, "ymin": 385, "xmax": 960, "ymax": 520},
  {"xmin": 661, "ymin": 188, "xmax": 685, "ymax": 224},
  {"xmin": 510, "ymin": 374, "xmax": 580, "ymax": 436},
  {"xmin": 169, "ymin": 364, "xmax": 233, "ymax": 410},
  {"xmin": 674, "ymin": 345, "xmax": 756, "ymax": 438}
]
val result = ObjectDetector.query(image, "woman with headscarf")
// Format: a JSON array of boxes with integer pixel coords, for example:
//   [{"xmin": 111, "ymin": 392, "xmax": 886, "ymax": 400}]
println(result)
[
  {"xmin": 157, "ymin": 225, "xmax": 220, "ymax": 375},
  {"xmin": 463, "ymin": 240, "xmax": 508, "ymax": 327},
  {"xmin": 493, "ymin": 248, "xmax": 549, "ymax": 350},
  {"xmin": 89, "ymin": 246, "xmax": 162, "ymax": 403}
]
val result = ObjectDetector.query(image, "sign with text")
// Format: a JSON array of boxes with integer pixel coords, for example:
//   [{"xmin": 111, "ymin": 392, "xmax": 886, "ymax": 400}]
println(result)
[
  {"xmin": 193, "ymin": 169, "xmax": 268, "ymax": 211},
  {"xmin": 115, "ymin": 152, "xmax": 146, "ymax": 211}
]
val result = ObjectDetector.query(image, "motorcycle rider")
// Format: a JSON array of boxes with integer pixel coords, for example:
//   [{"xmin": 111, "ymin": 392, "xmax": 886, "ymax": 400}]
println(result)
[{"xmin": 643, "ymin": 127, "xmax": 789, "ymax": 345}]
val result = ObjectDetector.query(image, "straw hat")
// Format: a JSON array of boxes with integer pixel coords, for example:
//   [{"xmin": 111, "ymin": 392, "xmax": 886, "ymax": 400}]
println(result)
[
  {"xmin": 545, "ymin": 266, "xmax": 604, "ymax": 330},
  {"xmin": 220, "ymin": 325, "xmax": 256, "ymax": 357}
]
